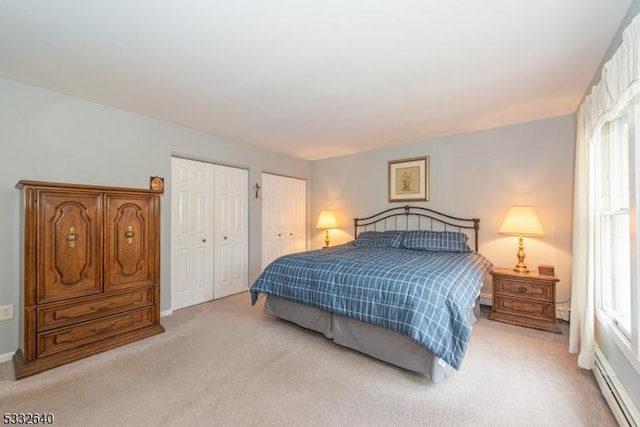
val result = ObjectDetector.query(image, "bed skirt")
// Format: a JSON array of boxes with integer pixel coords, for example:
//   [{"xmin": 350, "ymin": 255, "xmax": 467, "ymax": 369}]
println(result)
[{"xmin": 263, "ymin": 295, "xmax": 480, "ymax": 383}]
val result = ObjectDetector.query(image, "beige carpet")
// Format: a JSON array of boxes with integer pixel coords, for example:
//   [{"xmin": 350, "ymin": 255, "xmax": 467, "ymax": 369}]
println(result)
[{"xmin": 0, "ymin": 292, "xmax": 616, "ymax": 427}]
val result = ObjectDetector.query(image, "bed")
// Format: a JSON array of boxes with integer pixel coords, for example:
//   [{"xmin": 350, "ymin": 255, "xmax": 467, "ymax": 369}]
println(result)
[{"xmin": 250, "ymin": 205, "xmax": 493, "ymax": 382}]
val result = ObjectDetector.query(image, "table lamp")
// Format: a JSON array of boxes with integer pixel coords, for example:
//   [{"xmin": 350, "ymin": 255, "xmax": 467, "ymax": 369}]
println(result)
[
  {"xmin": 499, "ymin": 206, "xmax": 544, "ymax": 273},
  {"xmin": 316, "ymin": 210, "xmax": 339, "ymax": 248}
]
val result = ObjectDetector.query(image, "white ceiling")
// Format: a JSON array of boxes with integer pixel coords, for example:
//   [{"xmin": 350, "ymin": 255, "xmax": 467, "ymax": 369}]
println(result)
[{"xmin": 0, "ymin": 1, "xmax": 632, "ymax": 160}]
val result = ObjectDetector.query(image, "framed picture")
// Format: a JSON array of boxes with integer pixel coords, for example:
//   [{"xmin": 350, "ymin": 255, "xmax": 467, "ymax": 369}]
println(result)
[{"xmin": 388, "ymin": 156, "xmax": 429, "ymax": 202}]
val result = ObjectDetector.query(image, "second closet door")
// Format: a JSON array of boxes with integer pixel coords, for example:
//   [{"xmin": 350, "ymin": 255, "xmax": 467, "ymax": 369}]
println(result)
[{"xmin": 261, "ymin": 173, "xmax": 306, "ymax": 270}]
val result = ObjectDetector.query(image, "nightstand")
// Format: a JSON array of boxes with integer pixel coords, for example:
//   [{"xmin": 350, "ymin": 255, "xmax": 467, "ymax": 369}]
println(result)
[{"xmin": 488, "ymin": 268, "xmax": 561, "ymax": 334}]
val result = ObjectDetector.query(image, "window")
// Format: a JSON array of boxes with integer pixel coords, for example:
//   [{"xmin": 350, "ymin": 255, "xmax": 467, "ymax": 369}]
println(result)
[{"xmin": 593, "ymin": 99, "xmax": 639, "ymax": 351}]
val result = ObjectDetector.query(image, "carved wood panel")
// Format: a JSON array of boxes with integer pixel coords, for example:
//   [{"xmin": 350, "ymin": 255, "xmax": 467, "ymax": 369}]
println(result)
[
  {"xmin": 39, "ymin": 192, "xmax": 102, "ymax": 303},
  {"xmin": 104, "ymin": 195, "xmax": 155, "ymax": 291}
]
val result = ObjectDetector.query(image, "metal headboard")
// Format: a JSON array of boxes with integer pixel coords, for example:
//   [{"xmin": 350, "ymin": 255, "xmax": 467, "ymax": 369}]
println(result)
[{"xmin": 353, "ymin": 205, "xmax": 480, "ymax": 251}]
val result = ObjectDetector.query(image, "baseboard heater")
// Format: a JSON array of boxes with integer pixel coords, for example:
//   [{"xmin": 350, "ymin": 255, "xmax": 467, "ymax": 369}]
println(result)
[{"xmin": 594, "ymin": 347, "xmax": 639, "ymax": 427}]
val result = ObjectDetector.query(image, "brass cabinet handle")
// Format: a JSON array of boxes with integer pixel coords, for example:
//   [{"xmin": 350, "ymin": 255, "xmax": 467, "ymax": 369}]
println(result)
[
  {"xmin": 124, "ymin": 225, "xmax": 135, "ymax": 244},
  {"xmin": 66, "ymin": 226, "xmax": 79, "ymax": 248}
]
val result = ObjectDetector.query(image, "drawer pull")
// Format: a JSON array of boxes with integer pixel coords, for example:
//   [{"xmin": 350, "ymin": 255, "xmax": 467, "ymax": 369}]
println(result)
[
  {"xmin": 54, "ymin": 333, "xmax": 74, "ymax": 345},
  {"xmin": 91, "ymin": 322, "xmax": 117, "ymax": 334},
  {"xmin": 53, "ymin": 302, "xmax": 116, "ymax": 321},
  {"xmin": 517, "ymin": 286, "xmax": 528, "ymax": 293},
  {"xmin": 90, "ymin": 301, "xmax": 116, "ymax": 312}
]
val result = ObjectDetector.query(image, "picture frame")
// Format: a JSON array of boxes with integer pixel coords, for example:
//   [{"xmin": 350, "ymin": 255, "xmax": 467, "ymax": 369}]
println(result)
[
  {"xmin": 538, "ymin": 264, "xmax": 555, "ymax": 277},
  {"xmin": 388, "ymin": 156, "xmax": 429, "ymax": 202}
]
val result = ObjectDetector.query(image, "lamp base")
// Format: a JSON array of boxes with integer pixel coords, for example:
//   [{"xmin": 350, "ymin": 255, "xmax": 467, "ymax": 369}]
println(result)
[{"xmin": 513, "ymin": 236, "xmax": 529, "ymax": 273}]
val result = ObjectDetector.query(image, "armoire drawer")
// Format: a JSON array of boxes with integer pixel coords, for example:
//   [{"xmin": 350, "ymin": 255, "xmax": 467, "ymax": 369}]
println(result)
[
  {"xmin": 37, "ymin": 308, "xmax": 154, "ymax": 358},
  {"xmin": 37, "ymin": 288, "xmax": 154, "ymax": 331}
]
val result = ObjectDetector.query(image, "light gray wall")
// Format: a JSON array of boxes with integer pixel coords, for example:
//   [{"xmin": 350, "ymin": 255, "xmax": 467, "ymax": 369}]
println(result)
[
  {"xmin": 310, "ymin": 115, "xmax": 575, "ymax": 310},
  {"xmin": 0, "ymin": 77, "xmax": 310, "ymax": 358}
]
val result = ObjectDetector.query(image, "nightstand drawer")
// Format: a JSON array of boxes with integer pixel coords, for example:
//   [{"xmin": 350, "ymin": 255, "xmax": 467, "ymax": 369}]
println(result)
[
  {"xmin": 494, "ymin": 278, "xmax": 552, "ymax": 302},
  {"xmin": 493, "ymin": 295, "xmax": 554, "ymax": 322}
]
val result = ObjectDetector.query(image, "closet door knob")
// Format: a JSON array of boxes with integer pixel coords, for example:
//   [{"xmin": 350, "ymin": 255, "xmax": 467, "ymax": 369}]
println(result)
[
  {"xmin": 202, "ymin": 238, "xmax": 207, "ymax": 243},
  {"xmin": 224, "ymin": 236, "xmax": 228, "ymax": 240}
]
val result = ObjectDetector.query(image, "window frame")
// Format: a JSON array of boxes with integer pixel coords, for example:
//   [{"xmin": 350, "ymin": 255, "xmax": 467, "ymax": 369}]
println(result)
[{"xmin": 593, "ymin": 97, "xmax": 640, "ymax": 363}]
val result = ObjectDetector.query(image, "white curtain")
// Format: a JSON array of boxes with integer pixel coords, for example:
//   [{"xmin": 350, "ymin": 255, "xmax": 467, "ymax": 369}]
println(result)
[{"xmin": 570, "ymin": 14, "xmax": 640, "ymax": 369}]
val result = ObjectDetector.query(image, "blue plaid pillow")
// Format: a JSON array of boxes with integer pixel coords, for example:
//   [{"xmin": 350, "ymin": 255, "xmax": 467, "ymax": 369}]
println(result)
[
  {"xmin": 354, "ymin": 231, "xmax": 405, "ymax": 248},
  {"xmin": 402, "ymin": 230, "xmax": 472, "ymax": 252}
]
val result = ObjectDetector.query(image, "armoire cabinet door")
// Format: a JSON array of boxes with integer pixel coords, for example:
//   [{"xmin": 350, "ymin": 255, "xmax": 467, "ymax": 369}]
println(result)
[
  {"xmin": 104, "ymin": 194, "xmax": 157, "ymax": 291},
  {"xmin": 39, "ymin": 191, "xmax": 102, "ymax": 303}
]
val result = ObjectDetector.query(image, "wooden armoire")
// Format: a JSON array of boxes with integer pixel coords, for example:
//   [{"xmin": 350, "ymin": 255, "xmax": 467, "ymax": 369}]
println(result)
[{"xmin": 13, "ymin": 181, "xmax": 164, "ymax": 379}]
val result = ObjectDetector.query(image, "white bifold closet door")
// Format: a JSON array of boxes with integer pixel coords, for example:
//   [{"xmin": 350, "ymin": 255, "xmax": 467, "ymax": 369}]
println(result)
[
  {"xmin": 261, "ymin": 173, "xmax": 306, "ymax": 270},
  {"xmin": 172, "ymin": 157, "xmax": 248, "ymax": 310},
  {"xmin": 213, "ymin": 164, "xmax": 248, "ymax": 299}
]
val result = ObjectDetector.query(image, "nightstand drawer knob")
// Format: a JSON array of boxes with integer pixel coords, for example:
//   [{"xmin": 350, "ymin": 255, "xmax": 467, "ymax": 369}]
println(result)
[{"xmin": 518, "ymin": 286, "xmax": 527, "ymax": 293}]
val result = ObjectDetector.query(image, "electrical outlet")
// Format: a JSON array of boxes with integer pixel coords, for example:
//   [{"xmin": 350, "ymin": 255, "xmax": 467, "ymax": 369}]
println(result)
[{"xmin": 0, "ymin": 304, "xmax": 14, "ymax": 321}]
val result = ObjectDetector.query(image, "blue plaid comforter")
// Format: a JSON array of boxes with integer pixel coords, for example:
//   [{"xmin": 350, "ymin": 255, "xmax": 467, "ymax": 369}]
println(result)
[{"xmin": 250, "ymin": 244, "xmax": 493, "ymax": 369}]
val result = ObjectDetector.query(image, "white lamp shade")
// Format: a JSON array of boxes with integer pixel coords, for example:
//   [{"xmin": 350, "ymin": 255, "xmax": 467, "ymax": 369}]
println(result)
[
  {"xmin": 316, "ymin": 210, "xmax": 339, "ymax": 229},
  {"xmin": 499, "ymin": 206, "xmax": 544, "ymax": 236}
]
